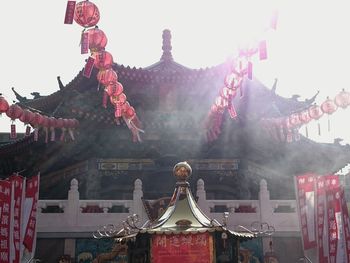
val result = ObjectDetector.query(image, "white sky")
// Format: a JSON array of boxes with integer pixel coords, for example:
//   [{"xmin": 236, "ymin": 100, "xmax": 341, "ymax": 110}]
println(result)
[{"xmin": 1, "ymin": 0, "xmax": 350, "ymax": 144}]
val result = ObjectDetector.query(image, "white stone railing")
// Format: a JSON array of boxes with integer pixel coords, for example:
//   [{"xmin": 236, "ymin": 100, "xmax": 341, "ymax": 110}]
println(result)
[{"xmin": 37, "ymin": 177, "xmax": 301, "ymax": 235}]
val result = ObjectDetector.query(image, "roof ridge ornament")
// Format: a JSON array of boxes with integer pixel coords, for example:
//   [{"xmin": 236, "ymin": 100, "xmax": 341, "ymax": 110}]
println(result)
[{"xmin": 160, "ymin": 29, "xmax": 173, "ymax": 62}]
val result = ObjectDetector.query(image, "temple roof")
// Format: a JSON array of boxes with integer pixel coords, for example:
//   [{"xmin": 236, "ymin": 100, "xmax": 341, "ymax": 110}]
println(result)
[{"xmin": 1, "ymin": 29, "xmax": 348, "ymax": 187}]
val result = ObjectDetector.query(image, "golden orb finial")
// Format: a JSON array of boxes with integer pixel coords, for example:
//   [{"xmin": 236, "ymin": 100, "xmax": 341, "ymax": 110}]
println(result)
[{"xmin": 173, "ymin": 161, "xmax": 192, "ymax": 182}]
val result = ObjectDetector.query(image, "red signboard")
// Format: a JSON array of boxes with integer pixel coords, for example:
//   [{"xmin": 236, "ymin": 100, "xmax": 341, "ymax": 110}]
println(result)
[
  {"xmin": 316, "ymin": 175, "xmax": 339, "ymax": 263},
  {"xmin": 151, "ymin": 233, "xmax": 213, "ymax": 263},
  {"xmin": 9, "ymin": 175, "xmax": 25, "ymax": 263},
  {"xmin": 0, "ymin": 180, "xmax": 13, "ymax": 263},
  {"xmin": 23, "ymin": 175, "xmax": 40, "ymax": 253},
  {"xmin": 296, "ymin": 173, "xmax": 317, "ymax": 249}
]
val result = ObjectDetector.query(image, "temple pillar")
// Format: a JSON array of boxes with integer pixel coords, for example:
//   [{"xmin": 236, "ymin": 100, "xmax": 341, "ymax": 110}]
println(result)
[{"xmin": 64, "ymin": 238, "xmax": 76, "ymax": 259}]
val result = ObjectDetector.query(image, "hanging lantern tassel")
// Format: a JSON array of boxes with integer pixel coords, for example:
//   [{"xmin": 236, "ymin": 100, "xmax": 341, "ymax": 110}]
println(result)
[
  {"xmin": 10, "ymin": 123, "xmax": 16, "ymax": 139},
  {"xmin": 115, "ymin": 103, "xmax": 122, "ymax": 118},
  {"xmin": 305, "ymin": 125, "xmax": 309, "ymax": 138},
  {"xmin": 60, "ymin": 128, "xmax": 67, "ymax": 142},
  {"xmin": 50, "ymin": 127, "xmax": 56, "ymax": 141},
  {"xmin": 68, "ymin": 128, "xmax": 75, "ymax": 141},
  {"xmin": 102, "ymin": 91, "xmax": 108, "ymax": 108},
  {"xmin": 123, "ymin": 116, "xmax": 144, "ymax": 143},
  {"xmin": 25, "ymin": 125, "xmax": 31, "ymax": 136},
  {"xmin": 318, "ymin": 122, "xmax": 321, "ymax": 136},
  {"xmin": 227, "ymin": 100, "xmax": 237, "ymax": 119},
  {"xmin": 44, "ymin": 127, "xmax": 49, "ymax": 144},
  {"xmin": 328, "ymin": 116, "xmax": 331, "ymax": 132},
  {"xmin": 34, "ymin": 127, "xmax": 39, "ymax": 141}
]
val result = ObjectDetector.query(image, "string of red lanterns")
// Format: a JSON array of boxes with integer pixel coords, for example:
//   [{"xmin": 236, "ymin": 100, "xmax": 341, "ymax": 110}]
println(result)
[
  {"xmin": 205, "ymin": 43, "xmax": 265, "ymax": 142},
  {"xmin": 65, "ymin": 0, "xmax": 143, "ymax": 142},
  {"xmin": 0, "ymin": 94, "xmax": 79, "ymax": 141},
  {"xmin": 204, "ymin": 10, "xmax": 277, "ymax": 143},
  {"xmin": 262, "ymin": 89, "xmax": 350, "ymax": 142}
]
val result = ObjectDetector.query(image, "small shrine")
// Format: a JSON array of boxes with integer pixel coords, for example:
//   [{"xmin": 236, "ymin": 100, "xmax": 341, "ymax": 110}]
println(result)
[{"xmin": 93, "ymin": 161, "xmax": 254, "ymax": 263}]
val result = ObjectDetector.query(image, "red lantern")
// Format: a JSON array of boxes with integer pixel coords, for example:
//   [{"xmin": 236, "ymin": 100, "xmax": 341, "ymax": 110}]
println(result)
[
  {"xmin": 48, "ymin": 117, "xmax": 58, "ymax": 128},
  {"xmin": 94, "ymin": 50, "xmax": 113, "ymax": 70},
  {"xmin": 224, "ymin": 73, "xmax": 242, "ymax": 90},
  {"xmin": 6, "ymin": 104, "xmax": 23, "ymax": 120},
  {"xmin": 105, "ymin": 82, "xmax": 123, "ymax": 96},
  {"xmin": 124, "ymin": 106, "xmax": 135, "ymax": 119},
  {"xmin": 56, "ymin": 118, "xmax": 65, "ymax": 128},
  {"xmin": 215, "ymin": 96, "xmax": 228, "ymax": 108},
  {"xmin": 41, "ymin": 116, "xmax": 50, "ymax": 128},
  {"xmin": 289, "ymin": 113, "xmax": 301, "ymax": 127},
  {"xmin": 334, "ymin": 89, "xmax": 350, "ymax": 109},
  {"xmin": 30, "ymin": 113, "xmax": 44, "ymax": 127},
  {"xmin": 321, "ymin": 97, "xmax": 337, "ymax": 115},
  {"xmin": 72, "ymin": 119, "xmax": 80, "ymax": 128},
  {"xmin": 110, "ymin": 93, "xmax": 127, "ymax": 106},
  {"xmin": 0, "ymin": 95, "xmax": 9, "ymax": 113},
  {"xmin": 308, "ymin": 104, "xmax": 323, "ymax": 120},
  {"xmin": 111, "ymin": 93, "xmax": 127, "ymax": 118},
  {"xmin": 19, "ymin": 109, "xmax": 34, "ymax": 124},
  {"xmin": 220, "ymin": 87, "xmax": 236, "ymax": 99},
  {"xmin": 97, "ymin": 69, "xmax": 118, "ymax": 86},
  {"xmin": 74, "ymin": 1, "xmax": 100, "ymax": 28},
  {"xmin": 87, "ymin": 27, "xmax": 107, "ymax": 52},
  {"xmin": 298, "ymin": 110, "xmax": 311, "ymax": 124}
]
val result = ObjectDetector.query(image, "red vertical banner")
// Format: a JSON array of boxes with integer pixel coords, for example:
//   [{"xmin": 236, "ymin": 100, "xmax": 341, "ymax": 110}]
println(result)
[
  {"xmin": 8, "ymin": 175, "xmax": 25, "ymax": 263},
  {"xmin": 316, "ymin": 175, "xmax": 339, "ymax": 263},
  {"xmin": 0, "ymin": 180, "xmax": 13, "ymax": 263},
  {"xmin": 81, "ymin": 31, "xmax": 89, "ymax": 54},
  {"xmin": 22, "ymin": 174, "xmax": 40, "ymax": 255},
  {"xmin": 10, "ymin": 124, "xmax": 16, "ymax": 139},
  {"xmin": 83, "ymin": 56, "xmax": 95, "ymax": 78},
  {"xmin": 64, "ymin": 1, "xmax": 76, "ymax": 24},
  {"xmin": 259, "ymin": 40, "xmax": 267, "ymax": 60},
  {"xmin": 151, "ymin": 233, "xmax": 213, "ymax": 263},
  {"xmin": 340, "ymin": 188, "xmax": 350, "ymax": 262},
  {"xmin": 326, "ymin": 188, "xmax": 342, "ymax": 263},
  {"xmin": 296, "ymin": 174, "xmax": 317, "ymax": 249},
  {"xmin": 247, "ymin": 61, "xmax": 253, "ymax": 80}
]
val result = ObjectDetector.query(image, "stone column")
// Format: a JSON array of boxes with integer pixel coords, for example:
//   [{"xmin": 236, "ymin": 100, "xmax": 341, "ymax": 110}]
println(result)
[
  {"xmin": 196, "ymin": 179, "xmax": 210, "ymax": 215},
  {"xmin": 132, "ymin": 179, "xmax": 146, "ymax": 224},
  {"xmin": 66, "ymin": 178, "xmax": 80, "ymax": 226},
  {"xmin": 259, "ymin": 179, "xmax": 274, "ymax": 255}
]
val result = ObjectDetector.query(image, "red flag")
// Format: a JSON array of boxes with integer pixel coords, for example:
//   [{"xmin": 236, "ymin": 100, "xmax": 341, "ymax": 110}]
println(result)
[
  {"xmin": 0, "ymin": 180, "xmax": 13, "ymax": 263},
  {"xmin": 316, "ymin": 175, "xmax": 339, "ymax": 263},
  {"xmin": 295, "ymin": 174, "xmax": 317, "ymax": 249},
  {"xmin": 8, "ymin": 175, "xmax": 26, "ymax": 263},
  {"xmin": 326, "ymin": 187, "xmax": 342, "ymax": 263},
  {"xmin": 22, "ymin": 174, "xmax": 40, "ymax": 255},
  {"xmin": 270, "ymin": 10, "xmax": 278, "ymax": 30},
  {"xmin": 340, "ymin": 188, "xmax": 350, "ymax": 261}
]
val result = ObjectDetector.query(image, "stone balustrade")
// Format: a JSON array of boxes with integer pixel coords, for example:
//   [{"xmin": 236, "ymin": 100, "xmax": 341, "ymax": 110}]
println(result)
[{"xmin": 37, "ymin": 178, "xmax": 300, "ymax": 237}]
